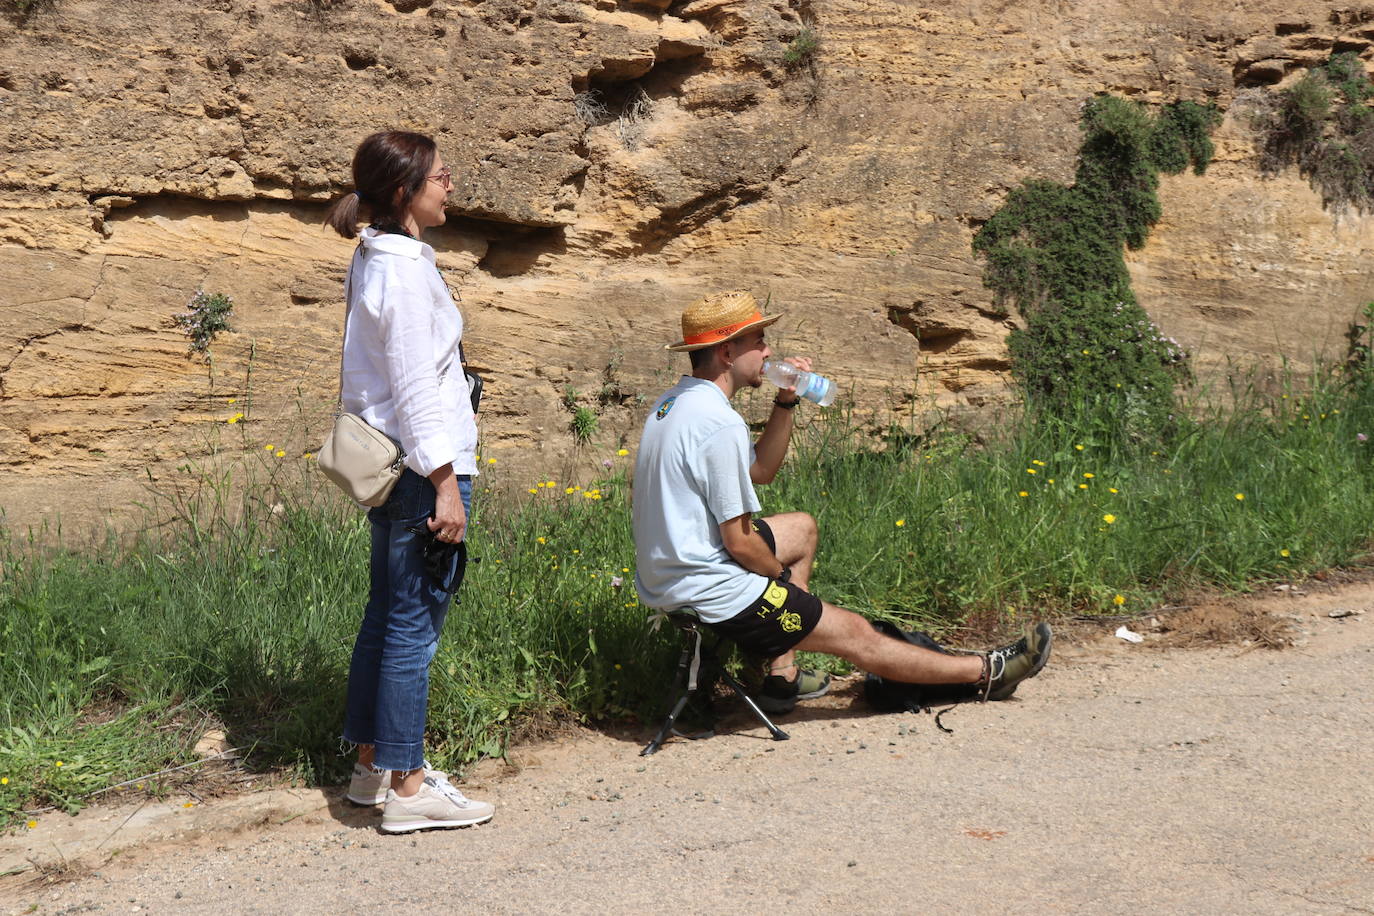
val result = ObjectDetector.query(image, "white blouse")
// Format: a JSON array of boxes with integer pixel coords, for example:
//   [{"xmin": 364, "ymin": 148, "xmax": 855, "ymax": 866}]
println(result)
[{"xmin": 340, "ymin": 227, "xmax": 477, "ymax": 478}]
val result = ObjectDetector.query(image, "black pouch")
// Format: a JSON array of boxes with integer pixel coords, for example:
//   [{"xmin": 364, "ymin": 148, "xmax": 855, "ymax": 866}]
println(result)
[
  {"xmin": 863, "ymin": 620, "xmax": 983, "ymax": 712},
  {"xmin": 464, "ymin": 369, "xmax": 483, "ymax": 415},
  {"xmin": 404, "ymin": 523, "xmax": 472, "ymax": 595}
]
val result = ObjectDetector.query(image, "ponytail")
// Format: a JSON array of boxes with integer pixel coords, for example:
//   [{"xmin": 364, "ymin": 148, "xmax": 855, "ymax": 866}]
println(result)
[{"xmin": 325, "ymin": 191, "xmax": 365, "ymax": 239}]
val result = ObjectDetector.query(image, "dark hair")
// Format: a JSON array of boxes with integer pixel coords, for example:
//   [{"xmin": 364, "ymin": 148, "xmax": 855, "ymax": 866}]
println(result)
[
  {"xmin": 688, "ymin": 342, "xmax": 724, "ymax": 371},
  {"xmin": 324, "ymin": 130, "xmax": 437, "ymax": 239}
]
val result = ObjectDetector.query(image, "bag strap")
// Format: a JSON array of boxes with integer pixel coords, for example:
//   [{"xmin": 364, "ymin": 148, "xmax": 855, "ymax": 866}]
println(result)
[{"xmin": 336, "ymin": 240, "xmax": 364, "ymax": 412}]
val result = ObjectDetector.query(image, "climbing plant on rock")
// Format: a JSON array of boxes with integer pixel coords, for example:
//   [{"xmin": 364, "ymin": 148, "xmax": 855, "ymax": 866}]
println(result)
[{"xmin": 972, "ymin": 95, "xmax": 1220, "ymax": 441}]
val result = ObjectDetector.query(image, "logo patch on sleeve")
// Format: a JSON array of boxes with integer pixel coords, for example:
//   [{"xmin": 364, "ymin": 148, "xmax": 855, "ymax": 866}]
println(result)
[{"xmin": 655, "ymin": 396, "xmax": 677, "ymax": 420}]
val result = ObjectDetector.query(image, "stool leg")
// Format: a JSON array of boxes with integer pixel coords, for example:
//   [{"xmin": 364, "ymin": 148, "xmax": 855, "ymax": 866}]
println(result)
[
  {"xmin": 718, "ymin": 669, "xmax": 789, "ymax": 742},
  {"xmin": 641, "ymin": 639, "xmax": 696, "ymax": 756},
  {"xmin": 641, "ymin": 690, "xmax": 692, "ymax": 756}
]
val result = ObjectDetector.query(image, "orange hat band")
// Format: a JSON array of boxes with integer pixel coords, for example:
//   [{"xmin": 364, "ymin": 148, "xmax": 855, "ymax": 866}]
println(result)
[{"xmin": 681, "ymin": 312, "xmax": 765, "ymax": 347}]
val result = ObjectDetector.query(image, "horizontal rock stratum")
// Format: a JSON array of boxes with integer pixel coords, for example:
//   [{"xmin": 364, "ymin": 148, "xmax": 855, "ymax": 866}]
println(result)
[{"xmin": 1, "ymin": 0, "xmax": 1371, "ymax": 534}]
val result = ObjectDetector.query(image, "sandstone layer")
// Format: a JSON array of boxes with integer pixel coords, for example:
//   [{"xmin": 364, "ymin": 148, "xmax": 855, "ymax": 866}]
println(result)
[{"xmin": 1, "ymin": 0, "xmax": 1372, "ymax": 535}]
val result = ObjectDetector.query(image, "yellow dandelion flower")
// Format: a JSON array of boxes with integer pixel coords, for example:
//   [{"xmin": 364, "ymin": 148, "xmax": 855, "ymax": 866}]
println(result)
[
  {"xmin": 1074, "ymin": 444, "xmax": 1084, "ymax": 451},
  {"xmin": 265, "ymin": 444, "xmax": 274, "ymax": 451},
  {"xmin": 1234, "ymin": 493, "xmax": 1245, "ymax": 501},
  {"xmin": 1081, "ymin": 349, "xmax": 1090, "ymax": 355},
  {"xmin": 487, "ymin": 457, "xmax": 497, "ymax": 465},
  {"xmin": 1048, "ymin": 478, "xmax": 1055, "ymax": 484},
  {"xmin": 303, "ymin": 452, "xmax": 314, "ymax": 460},
  {"xmin": 1083, "ymin": 473, "xmax": 1094, "ymax": 479},
  {"xmin": 1108, "ymin": 487, "xmax": 1118, "ymax": 494},
  {"xmin": 55, "ymin": 761, "xmax": 63, "ymax": 768},
  {"xmin": 1032, "ymin": 460, "xmax": 1046, "ymax": 466},
  {"xmin": 1026, "ymin": 468, "xmax": 1037, "ymax": 475},
  {"xmin": 622, "ymin": 567, "xmax": 630, "ymax": 573},
  {"xmin": 26, "ymin": 820, "xmax": 37, "ymax": 829},
  {"xmin": 226, "ymin": 413, "xmax": 244, "ymax": 425},
  {"xmin": 545, "ymin": 480, "xmax": 556, "ymax": 488},
  {"xmin": 614, "ymin": 663, "xmax": 622, "ymax": 670},
  {"xmin": 565, "ymin": 487, "xmax": 575, "ymax": 494},
  {"xmin": 573, "ymin": 549, "xmax": 580, "ymax": 554},
  {"xmin": 537, "ymin": 536, "xmax": 546, "ymax": 544},
  {"xmin": 1280, "ymin": 548, "xmax": 1291, "ymax": 557},
  {"xmin": 1113, "ymin": 594, "xmax": 1125, "ymax": 606},
  {"xmin": 527, "ymin": 488, "xmax": 537, "ymax": 494},
  {"xmin": 1018, "ymin": 491, "xmax": 1028, "ymax": 497},
  {"xmin": 183, "ymin": 801, "xmax": 195, "ymax": 808},
  {"xmin": 228, "ymin": 398, "xmax": 236, "ymax": 405},
  {"xmin": 895, "ymin": 519, "xmax": 906, "ymax": 527},
  {"xmin": 617, "ymin": 448, "xmax": 629, "ymax": 456},
  {"xmin": 1078, "ymin": 484, "xmax": 1088, "ymax": 489},
  {"xmin": 275, "ymin": 450, "xmax": 285, "ymax": 458},
  {"xmin": 1, "ymin": 776, "xmax": 7, "ymax": 785},
  {"xmin": 1103, "ymin": 514, "xmax": 1116, "ymax": 524}
]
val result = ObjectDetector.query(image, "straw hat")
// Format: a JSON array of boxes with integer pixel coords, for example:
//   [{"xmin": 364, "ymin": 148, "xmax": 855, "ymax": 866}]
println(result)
[{"xmin": 665, "ymin": 290, "xmax": 781, "ymax": 352}]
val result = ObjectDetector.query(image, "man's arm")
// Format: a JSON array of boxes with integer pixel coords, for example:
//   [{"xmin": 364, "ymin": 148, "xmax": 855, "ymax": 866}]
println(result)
[
  {"xmin": 720, "ymin": 512, "xmax": 785, "ymax": 579},
  {"xmin": 750, "ymin": 356, "xmax": 811, "ymax": 484}
]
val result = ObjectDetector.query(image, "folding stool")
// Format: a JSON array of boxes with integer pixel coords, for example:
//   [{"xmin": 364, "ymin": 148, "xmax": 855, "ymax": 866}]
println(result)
[{"xmin": 640, "ymin": 612, "xmax": 789, "ymax": 756}]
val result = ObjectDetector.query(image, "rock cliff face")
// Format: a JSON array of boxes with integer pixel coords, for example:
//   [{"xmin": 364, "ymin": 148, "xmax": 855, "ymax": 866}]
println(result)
[{"xmin": 1, "ymin": 0, "xmax": 1371, "ymax": 533}]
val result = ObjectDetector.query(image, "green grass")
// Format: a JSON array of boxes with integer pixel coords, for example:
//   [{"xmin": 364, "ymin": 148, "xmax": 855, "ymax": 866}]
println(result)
[{"xmin": 5, "ymin": 365, "xmax": 1374, "ymax": 827}]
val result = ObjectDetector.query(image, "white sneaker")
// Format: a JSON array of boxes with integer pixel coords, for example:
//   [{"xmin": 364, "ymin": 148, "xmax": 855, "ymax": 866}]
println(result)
[
  {"xmin": 381, "ymin": 774, "xmax": 495, "ymax": 833},
  {"xmin": 345, "ymin": 763, "xmax": 390, "ymax": 806}
]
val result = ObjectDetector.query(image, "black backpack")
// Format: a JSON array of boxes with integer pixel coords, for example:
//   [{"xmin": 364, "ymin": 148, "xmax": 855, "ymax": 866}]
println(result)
[{"xmin": 863, "ymin": 620, "xmax": 984, "ymax": 713}]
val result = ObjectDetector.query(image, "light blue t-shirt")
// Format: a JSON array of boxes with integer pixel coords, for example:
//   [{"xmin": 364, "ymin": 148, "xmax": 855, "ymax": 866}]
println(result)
[{"xmin": 632, "ymin": 377, "xmax": 766, "ymax": 623}]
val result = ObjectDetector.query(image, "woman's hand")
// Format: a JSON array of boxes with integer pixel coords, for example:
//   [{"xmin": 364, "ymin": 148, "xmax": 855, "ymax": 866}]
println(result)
[{"xmin": 427, "ymin": 465, "xmax": 467, "ymax": 543}]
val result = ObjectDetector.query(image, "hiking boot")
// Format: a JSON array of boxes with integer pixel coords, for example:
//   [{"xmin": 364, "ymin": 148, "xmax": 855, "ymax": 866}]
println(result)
[
  {"xmin": 984, "ymin": 622, "xmax": 1052, "ymax": 701},
  {"xmin": 345, "ymin": 763, "xmax": 389, "ymax": 806},
  {"xmin": 381, "ymin": 774, "xmax": 495, "ymax": 833},
  {"xmin": 757, "ymin": 667, "xmax": 832, "ymax": 714}
]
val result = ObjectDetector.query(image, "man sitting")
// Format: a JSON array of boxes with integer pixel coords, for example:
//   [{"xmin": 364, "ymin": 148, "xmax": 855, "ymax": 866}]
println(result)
[{"xmin": 631, "ymin": 290, "xmax": 1051, "ymax": 713}]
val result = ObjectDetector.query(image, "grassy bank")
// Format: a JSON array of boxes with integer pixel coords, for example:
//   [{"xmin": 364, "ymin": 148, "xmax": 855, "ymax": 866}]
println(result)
[{"xmin": 4, "ymin": 366, "xmax": 1374, "ymax": 827}]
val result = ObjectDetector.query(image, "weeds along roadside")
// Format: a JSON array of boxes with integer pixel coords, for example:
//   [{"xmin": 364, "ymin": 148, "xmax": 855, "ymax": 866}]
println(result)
[{"xmin": 5, "ymin": 362, "xmax": 1374, "ymax": 827}]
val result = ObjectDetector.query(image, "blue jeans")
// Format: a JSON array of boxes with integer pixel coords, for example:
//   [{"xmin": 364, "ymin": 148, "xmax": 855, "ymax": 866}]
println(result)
[{"xmin": 342, "ymin": 469, "xmax": 472, "ymax": 772}]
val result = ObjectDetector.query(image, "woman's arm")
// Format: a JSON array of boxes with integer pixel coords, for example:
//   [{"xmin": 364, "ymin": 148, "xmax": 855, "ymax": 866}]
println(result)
[{"xmin": 427, "ymin": 464, "xmax": 466, "ymax": 543}]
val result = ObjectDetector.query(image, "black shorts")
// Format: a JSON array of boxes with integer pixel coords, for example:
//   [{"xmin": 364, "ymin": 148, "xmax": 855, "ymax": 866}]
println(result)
[{"xmin": 704, "ymin": 518, "xmax": 823, "ymax": 657}]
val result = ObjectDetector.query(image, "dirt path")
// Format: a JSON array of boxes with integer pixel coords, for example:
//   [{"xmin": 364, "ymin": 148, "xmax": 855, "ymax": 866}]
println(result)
[{"xmin": 5, "ymin": 586, "xmax": 1373, "ymax": 915}]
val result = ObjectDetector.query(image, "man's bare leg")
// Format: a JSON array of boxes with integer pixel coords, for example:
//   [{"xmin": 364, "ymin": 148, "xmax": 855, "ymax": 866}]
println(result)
[
  {"xmin": 757, "ymin": 512, "xmax": 818, "ymax": 680},
  {"xmin": 796, "ymin": 602, "xmax": 983, "ymax": 684}
]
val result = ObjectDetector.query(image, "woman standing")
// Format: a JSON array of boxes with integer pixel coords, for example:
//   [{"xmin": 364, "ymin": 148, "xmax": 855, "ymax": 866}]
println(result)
[{"xmin": 324, "ymin": 131, "xmax": 492, "ymax": 833}]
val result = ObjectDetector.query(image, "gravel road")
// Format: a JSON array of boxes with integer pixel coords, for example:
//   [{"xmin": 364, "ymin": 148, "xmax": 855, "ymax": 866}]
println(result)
[{"xmin": 5, "ymin": 586, "xmax": 1373, "ymax": 915}]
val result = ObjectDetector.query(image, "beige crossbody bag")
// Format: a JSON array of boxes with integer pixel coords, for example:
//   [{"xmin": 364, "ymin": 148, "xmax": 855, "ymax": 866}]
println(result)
[{"xmin": 317, "ymin": 246, "xmax": 407, "ymax": 507}]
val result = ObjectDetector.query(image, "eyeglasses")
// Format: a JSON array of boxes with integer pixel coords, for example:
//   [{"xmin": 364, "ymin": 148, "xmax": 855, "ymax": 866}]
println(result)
[{"xmin": 426, "ymin": 167, "xmax": 453, "ymax": 190}]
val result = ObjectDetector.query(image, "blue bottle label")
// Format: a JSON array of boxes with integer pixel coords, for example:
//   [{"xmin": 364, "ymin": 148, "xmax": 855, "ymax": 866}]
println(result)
[{"xmin": 804, "ymin": 374, "xmax": 831, "ymax": 404}]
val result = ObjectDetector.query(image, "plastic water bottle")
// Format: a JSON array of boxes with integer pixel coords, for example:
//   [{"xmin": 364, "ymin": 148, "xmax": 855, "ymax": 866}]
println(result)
[{"xmin": 762, "ymin": 359, "xmax": 837, "ymax": 407}]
